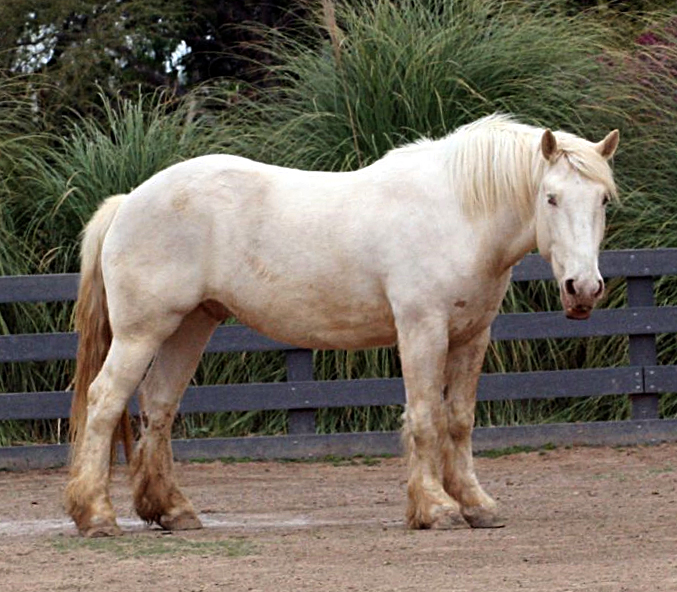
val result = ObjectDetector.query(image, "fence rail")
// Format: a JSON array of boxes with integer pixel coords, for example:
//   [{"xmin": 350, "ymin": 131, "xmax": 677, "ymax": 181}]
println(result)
[{"xmin": 1, "ymin": 248, "xmax": 676, "ymax": 469}]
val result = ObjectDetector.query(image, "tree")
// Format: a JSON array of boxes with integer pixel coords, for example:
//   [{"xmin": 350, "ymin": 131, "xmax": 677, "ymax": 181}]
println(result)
[
  {"xmin": 179, "ymin": 0, "xmax": 307, "ymax": 86},
  {"xmin": 0, "ymin": 0, "xmax": 306, "ymax": 122}
]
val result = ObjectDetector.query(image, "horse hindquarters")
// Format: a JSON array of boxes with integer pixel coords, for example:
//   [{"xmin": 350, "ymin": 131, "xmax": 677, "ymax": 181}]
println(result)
[{"xmin": 65, "ymin": 195, "xmax": 188, "ymax": 537}]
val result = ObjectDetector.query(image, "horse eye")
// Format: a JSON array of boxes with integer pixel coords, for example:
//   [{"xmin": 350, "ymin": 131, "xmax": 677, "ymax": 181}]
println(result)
[
  {"xmin": 547, "ymin": 193, "xmax": 557, "ymax": 206},
  {"xmin": 602, "ymin": 194, "xmax": 610, "ymax": 206}
]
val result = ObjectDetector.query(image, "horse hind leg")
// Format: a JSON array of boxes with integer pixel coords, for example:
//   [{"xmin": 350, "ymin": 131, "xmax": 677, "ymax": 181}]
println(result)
[
  {"xmin": 66, "ymin": 332, "xmax": 172, "ymax": 537},
  {"xmin": 131, "ymin": 304, "xmax": 223, "ymax": 530}
]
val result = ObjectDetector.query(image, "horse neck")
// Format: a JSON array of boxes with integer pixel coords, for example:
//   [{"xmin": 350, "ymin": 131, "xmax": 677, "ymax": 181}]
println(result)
[
  {"xmin": 499, "ymin": 211, "xmax": 538, "ymax": 270},
  {"xmin": 474, "ymin": 188, "xmax": 539, "ymax": 275},
  {"xmin": 451, "ymin": 128, "xmax": 545, "ymax": 272}
]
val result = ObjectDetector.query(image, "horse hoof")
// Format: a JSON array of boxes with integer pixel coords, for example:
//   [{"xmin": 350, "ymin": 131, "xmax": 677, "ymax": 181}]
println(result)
[
  {"xmin": 407, "ymin": 504, "xmax": 465, "ymax": 530},
  {"xmin": 463, "ymin": 507, "xmax": 506, "ymax": 529},
  {"xmin": 431, "ymin": 510, "xmax": 468, "ymax": 530},
  {"xmin": 81, "ymin": 523, "xmax": 123, "ymax": 538},
  {"xmin": 159, "ymin": 512, "xmax": 203, "ymax": 531}
]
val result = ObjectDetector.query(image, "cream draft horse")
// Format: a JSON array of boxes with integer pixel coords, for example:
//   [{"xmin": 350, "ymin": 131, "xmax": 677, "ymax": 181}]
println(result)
[{"xmin": 66, "ymin": 114, "xmax": 619, "ymax": 537}]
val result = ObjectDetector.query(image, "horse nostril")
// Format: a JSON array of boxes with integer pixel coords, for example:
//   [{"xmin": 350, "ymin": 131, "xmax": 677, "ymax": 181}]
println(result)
[
  {"xmin": 594, "ymin": 280, "xmax": 604, "ymax": 298},
  {"xmin": 564, "ymin": 279, "xmax": 576, "ymax": 296}
]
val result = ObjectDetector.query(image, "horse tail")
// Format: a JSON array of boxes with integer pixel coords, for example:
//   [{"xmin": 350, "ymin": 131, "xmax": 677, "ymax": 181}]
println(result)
[{"xmin": 70, "ymin": 194, "xmax": 132, "ymax": 468}]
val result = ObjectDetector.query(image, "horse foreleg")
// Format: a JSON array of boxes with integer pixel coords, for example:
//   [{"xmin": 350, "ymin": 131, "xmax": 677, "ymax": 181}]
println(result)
[
  {"xmin": 132, "ymin": 305, "xmax": 221, "ymax": 530},
  {"xmin": 441, "ymin": 328, "xmax": 504, "ymax": 528},
  {"xmin": 66, "ymin": 337, "xmax": 162, "ymax": 537},
  {"xmin": 398, "ymin": 315, "xmax": 465, "ymax": 529}
]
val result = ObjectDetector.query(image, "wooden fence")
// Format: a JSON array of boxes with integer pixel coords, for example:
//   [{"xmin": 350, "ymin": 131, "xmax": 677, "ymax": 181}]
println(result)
[{"xmin": 1, "ymin": 249, "xmax": 676, "ymax": 470}]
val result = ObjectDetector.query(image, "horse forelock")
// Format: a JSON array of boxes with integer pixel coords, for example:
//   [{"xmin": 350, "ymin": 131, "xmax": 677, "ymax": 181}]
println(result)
[{"xmin": 554, "ymin": 134, "xmax": 618, "ymax": 202}]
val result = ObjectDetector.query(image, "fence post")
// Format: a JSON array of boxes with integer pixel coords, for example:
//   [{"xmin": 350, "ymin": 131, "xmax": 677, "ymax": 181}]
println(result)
[
  {"xmin": 285, "ymin": 349, "xmax": 316, "ymax": 434},
  {"xmin": 627, "ymin": 276, "xmax": 659, "ymax": 420}
]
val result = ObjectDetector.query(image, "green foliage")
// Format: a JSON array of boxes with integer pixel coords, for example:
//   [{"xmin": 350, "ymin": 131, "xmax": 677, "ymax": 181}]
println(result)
[
  {"xmin": 1, "ymin": 0, "xmax": 676, "ymax": 444},
  {"xmin": 476, "ymin": 444, "xmax": 556, "ymax": 458},
  {"xmin": 211, "ymin": 0, "xmax": 625, "ymax": 169}
]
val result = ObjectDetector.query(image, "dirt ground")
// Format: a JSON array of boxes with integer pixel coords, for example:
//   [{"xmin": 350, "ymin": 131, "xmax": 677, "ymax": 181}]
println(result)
[{"xmin": 0, "ymin": 443, "xmax": 675, "ymax": 592}]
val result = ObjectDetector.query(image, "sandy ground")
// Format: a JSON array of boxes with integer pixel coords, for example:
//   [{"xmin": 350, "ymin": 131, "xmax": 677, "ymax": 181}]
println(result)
[{"xmin": 0, "ymin": 443, "xmax": 676, "ymax": 592}]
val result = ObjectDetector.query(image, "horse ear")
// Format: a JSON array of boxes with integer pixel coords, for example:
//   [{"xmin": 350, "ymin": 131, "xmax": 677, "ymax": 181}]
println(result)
[
  {"xmin": 595, "ymin": 129, "xmax": 619, "ymax": 160},
  {"xmin": 540, "ymin": 129, "xmax": 557, "ymax": 161}
]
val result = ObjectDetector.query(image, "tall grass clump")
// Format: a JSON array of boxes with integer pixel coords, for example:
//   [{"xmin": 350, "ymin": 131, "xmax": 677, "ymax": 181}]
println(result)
[
  {"xmin": 211, "ymin": 0, "xmax": 623, "ymax": 170},
  {"xmin": 0, "ymin": 75, "xmax": 63, "ymax": 351},
  {"xmin": 562, "ymin": 14, "xmax": 677, "ymax": 423},
  {"xmin": 0, "ymin": 75, "xmax": 46, "ymax": 275},
  {"xmin": 0, "ymin": 76, "xmax": 73, "ymax": 444},
  {"xmin": 6, "ymin": 90, "xmax": 226, "ymax": 273}
]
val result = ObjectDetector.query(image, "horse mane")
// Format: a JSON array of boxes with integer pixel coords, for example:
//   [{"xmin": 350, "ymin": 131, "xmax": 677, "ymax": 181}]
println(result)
[{"xmin": 387, "ymin": 114, "xmax": 618, "ymax": 221}]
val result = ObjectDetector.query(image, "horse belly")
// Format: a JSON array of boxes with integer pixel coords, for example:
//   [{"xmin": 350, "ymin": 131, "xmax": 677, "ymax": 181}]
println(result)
[{"xmin": 219, "ymin": 285, "xmax": 398, "ymax": 351}]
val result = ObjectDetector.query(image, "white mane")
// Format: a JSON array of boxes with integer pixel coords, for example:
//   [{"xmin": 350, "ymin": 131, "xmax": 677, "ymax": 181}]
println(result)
[{"xmin": 387, "ymin": 114, "xmax": 618, "ymax": 220}]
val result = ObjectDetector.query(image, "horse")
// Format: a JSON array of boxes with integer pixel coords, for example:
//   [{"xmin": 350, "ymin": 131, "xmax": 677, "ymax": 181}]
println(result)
[{"xmin": 65, "ymin": 114, "xmax": 619, "ymax": 537}]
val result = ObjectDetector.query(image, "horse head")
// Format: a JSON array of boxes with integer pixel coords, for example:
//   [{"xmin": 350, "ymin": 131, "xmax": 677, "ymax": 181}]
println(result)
[{"xmin": 535, "ymin": 127, "xmax": 619, "ymax": 320}]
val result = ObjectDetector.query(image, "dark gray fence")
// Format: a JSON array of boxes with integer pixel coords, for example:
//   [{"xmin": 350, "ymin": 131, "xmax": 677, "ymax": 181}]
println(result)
[{"xmin": 1, "ymin": 249, "xmax": 676, "ymax": 470}]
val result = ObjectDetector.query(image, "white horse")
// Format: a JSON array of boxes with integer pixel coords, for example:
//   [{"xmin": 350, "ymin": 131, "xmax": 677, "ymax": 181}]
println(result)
[{"xmin": 66, "ymin": 114, "xmax": 619, "ymax": 537}]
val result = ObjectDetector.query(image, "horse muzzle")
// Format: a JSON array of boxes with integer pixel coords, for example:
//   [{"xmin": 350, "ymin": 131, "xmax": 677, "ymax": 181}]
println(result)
[{"xmin": 560, "ymin": 277, "xmax": 604, "ymax": 321}]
